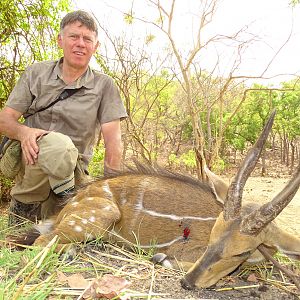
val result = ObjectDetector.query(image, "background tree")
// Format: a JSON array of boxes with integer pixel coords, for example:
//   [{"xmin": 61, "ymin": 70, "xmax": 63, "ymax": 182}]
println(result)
[
  {"xmin": 274, "ymin": 81, "xmax": 300, "ymax": 172},
  {"xmin": 95, "ymin": 24, "xmax": 180, "ymax": 163},
  {"xmin": 0, "ymin": 0, "xmax": 71, "ymax": 109},
  {"xmin": 92, "ymin": 0, "xmax": 300, "ymax": 177},
  {"xmin": 113, "ymin": 0, "xmax": 284, "ymax": 179}
]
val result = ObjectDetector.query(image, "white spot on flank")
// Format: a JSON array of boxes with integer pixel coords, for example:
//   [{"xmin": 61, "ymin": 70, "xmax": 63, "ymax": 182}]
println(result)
[
  {"xmin": 87, "ymin": 197, "xmax": 94, "ymax": 201},
  {"xmin": 91, "ymin": 210, "xmax": 96, "ymax": 213},
  {"xmin": 74, "ymin": 225, "xmax": 83, "ymax": 232},
  {"xmin": 68, "ymin": 220, "xmax": 75, "ymax": 226},
  {"xmin": 81, "ymin": 218, "xmax": 88, "ymax": 224},
  {"xmin": 72, "ymin": 202, "xmax": 79, "ymax": 207},
  {"xmin": 103, "ymin": 206, "xmax": 112, "ymax": 211},
  {"xmin": 135, "ymin": 179, "xmax": 149, "ymax": 209},
  {"xmin": 89, "ymin": 216, "xmax": 96, "ymax": 223}
]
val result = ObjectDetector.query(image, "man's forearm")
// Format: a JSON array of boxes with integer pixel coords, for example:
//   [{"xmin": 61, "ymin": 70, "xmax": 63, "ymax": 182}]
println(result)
[
  {"xmin": 104, "ymin": 142, "xmax": 123, "ymax": 172},
  {"xmin": 101, "ymin": 119, "xmax": 124, "ymax": 173},
  {"xmin": 0, "ymin": 122, "xmax": 28, "ymax": 141},
  {"xmin": 0, "ymin": 112, "xmax": 26, "ymax": 141}
]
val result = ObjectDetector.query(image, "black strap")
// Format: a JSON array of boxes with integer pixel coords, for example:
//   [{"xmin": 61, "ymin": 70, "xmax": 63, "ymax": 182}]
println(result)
[
  {"xmin": 0, "ymin": 87, "xmax": 82, "ymax": 155},
  {"xmin": 24, "ymin": 88, "xmax": 82, "ymax": 119}
]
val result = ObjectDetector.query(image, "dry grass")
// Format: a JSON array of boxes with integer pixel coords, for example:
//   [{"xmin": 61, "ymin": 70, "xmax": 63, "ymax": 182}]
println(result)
[
  {"xmin": 1, "ymin": 229, "xmax": 300, "ymax": 299},
  {"xmin": 0, "ymin": 199, "xmax": 299, "ymax": 300}
]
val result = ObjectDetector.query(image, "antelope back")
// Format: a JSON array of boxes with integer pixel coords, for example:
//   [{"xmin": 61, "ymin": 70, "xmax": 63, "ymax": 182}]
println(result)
[{"xmin": 47, "ymin": 169, "xmax": 223, "ymax": 263}]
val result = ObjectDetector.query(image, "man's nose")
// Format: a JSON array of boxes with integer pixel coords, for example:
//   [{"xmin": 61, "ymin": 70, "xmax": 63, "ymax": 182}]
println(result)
[{"xmin": 76, "ymin": 36, "xmax": 85, "ymax": 47}]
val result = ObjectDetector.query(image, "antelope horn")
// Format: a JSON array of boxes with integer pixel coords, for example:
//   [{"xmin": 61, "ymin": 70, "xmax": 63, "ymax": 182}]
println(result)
[
  {"xmin": 223, "ymin": 110, "xmax": 276, "ymax": 220},
  {"xmin": 241, "ymin": 162, "xmax": 300, "ymax": 235}
]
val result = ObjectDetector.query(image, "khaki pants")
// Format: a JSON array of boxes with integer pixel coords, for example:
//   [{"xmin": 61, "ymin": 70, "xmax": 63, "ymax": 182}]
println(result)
[{"xmin": 10, "ymin": 132, "xmax": 90, "ymax": 220}]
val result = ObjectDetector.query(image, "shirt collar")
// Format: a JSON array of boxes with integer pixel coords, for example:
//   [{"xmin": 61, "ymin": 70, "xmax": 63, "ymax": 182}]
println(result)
[{"xmin": 51, "ymin": 58, "xmax": 95, "ymax": 89}]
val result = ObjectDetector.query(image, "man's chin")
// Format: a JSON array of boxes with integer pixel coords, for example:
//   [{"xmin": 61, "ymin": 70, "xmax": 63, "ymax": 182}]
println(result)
[{"xmin": 68, "ymin": 60, "xmax": 89, "ymax": 71}]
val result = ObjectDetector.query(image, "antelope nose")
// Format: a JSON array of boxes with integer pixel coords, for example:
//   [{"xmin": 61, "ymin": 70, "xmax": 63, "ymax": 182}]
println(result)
[{"xmin": 180, "ymin": 277, "xmax": 194, "ymax": 290}]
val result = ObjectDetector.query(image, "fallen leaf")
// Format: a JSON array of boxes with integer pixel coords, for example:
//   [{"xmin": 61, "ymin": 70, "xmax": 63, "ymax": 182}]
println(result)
[
  {"xmin": 67, "ymin": 273, "xmax": 89, "ymax": 289},
  {"xmin": 224, "ymin": 275, "xmax": 236, "ymax": 283},
  {"xmin": 57, "ymin": 270, "xmax": 68, "ymax": 283},
  {"xmin": 247, "ymin": 273, "xmax": 258, "ymax": 282},
  {"xmin": 56, "ymin": 271, "xmax": 89, "ymax": 289},
  {"xmin": 83, "ymin": 274, "xmax": 130, "ymax": 299}
]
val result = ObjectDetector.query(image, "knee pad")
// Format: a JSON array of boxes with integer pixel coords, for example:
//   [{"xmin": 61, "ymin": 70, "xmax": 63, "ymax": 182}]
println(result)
[{"xmin": 38, "ymin": 132, "xmax": 78, "ymax": 195}]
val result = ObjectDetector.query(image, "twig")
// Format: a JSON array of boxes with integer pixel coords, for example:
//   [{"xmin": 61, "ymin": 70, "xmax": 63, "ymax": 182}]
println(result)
[
  {"xmin": 0, "ymin": 238, "xmax": 35, "ymax": 250},
  {"xmin": 147, "ymin": 264, "xmax": 156, "ymax": 300},
  {"xmin": 215, "ymin": 284, "xmax": 260, "ymax": 291},
  {"xmin": 24, "ymin": 272, "xmax": 55, "ymax": 295},
  {"xmin": 76, "ymin": 281, "xmax": 93, "ymax": 300},
  {"xmin": 259, "ymin": 278, "xmax": 300, "ymax": 296},
  {"xmin": 80, "ymin": 251, "xmax": 146, "ymax": 279},
  {"xmin": 258, "ymin": 244, "xmax": 300, "ymax": 291},
  {"xmin": 91, "ymin": 248, "xmax": 151, "ymax": 266}
]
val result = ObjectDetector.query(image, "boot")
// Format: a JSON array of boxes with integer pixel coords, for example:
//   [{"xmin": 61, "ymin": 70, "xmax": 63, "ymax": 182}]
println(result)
[{"xmin": 8, "ymin": 197, "xmax": 41, "ymax": 226}]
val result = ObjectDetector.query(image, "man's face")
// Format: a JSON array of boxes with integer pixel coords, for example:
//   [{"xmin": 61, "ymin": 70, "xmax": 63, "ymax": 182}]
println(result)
[{"xmin": 58, "ymin": 21, "xmax": 99, "ymax": 71}]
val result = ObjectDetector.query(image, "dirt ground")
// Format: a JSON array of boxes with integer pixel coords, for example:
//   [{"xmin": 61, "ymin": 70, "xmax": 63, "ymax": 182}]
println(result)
[{"xmin": 244, "ymin": 176, "xmax": 300, "ymax": 239}]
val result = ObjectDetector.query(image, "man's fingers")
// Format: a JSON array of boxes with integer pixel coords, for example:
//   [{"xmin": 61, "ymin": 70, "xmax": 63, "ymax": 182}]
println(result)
[
  {"xmin": 22, "ymin": 142, "xmax": 38, "ymax": 165},
  {"xmin": 20, "ymin": 128, "xmax": 50, "ymax": 164},
  {"xmin": 22, "ymin": 149, "xmax": 32, "ymax": 165},
  {"xmin": 30, "ymin": 138, "xmax": 39, "ymax": 157}
]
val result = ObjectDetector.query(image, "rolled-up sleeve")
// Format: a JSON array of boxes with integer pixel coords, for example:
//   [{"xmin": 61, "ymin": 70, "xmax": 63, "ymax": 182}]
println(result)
[
  {"xmin": 97, "ymin": 77, "xmax": 127, "ymax": 124},
  {"xmin": 6, "ymin": 68, "xmax": 33, "ymax": 114}
]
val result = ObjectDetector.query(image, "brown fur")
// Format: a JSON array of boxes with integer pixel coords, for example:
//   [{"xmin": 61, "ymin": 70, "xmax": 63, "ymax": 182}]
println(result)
[{"xmin": 31, "ymin": 164, "xmax": 222, "ymax": 266}]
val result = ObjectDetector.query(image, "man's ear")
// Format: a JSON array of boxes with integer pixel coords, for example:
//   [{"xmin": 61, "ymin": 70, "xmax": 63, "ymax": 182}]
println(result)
[
  {"xmin": 204, "ymin": 166, "xmax": 228, "ymax": 205},
  {"xmin": 57, "ymin": 34, "xmax": 63, "ymax": 48}
]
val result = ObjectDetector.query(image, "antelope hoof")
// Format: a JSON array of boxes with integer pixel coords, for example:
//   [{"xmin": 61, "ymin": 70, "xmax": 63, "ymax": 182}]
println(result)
[
  {"xmin": 180, "ymin": 277, "xmax": 194, "ymax": 290},
  {"xmin": 151, "ymin": 253, "xmax": 173, "ymax": 269}
]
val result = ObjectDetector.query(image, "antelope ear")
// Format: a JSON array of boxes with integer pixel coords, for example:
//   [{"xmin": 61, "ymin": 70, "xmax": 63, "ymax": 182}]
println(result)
[{"xmin": 204, "ymin": 166, "xmax": 228, "ymax": 205}]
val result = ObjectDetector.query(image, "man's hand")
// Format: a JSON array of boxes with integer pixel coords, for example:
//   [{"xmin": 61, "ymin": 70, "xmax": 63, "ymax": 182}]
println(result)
[
  {"xmin": 0, "ymin": 107, "xmax": 50, "ymax": 165},
  {"xmin": 20, "ymin": 127, "xmax": 50, "ymax": 165}
]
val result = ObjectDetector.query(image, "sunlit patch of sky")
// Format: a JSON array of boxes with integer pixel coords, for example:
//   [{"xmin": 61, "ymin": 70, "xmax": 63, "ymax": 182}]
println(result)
[{"xmin": 73, "ymin": 0, "xmax": 300, "ymax": 86}]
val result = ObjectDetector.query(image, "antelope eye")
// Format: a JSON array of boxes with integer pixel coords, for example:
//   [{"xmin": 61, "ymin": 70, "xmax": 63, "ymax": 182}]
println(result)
[{"xmin": 233, "ymin": 250, "xmax": 252, "ymax": 258}]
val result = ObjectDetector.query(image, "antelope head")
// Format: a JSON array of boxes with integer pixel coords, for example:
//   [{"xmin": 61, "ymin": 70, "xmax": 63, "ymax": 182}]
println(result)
[{"xmin": 181, "ymin": 110, "xmax": 300, "ymax": 289}]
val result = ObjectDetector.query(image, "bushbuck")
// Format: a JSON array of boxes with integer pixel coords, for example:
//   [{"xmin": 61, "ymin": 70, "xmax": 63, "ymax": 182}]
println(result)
[
  {"xmin": 181, "ymin": 110, "xmax": 300, "ymax": 289},
  {"xmin": 14, "ymin": 110, "xmax": 300, "ymax": 289}
]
